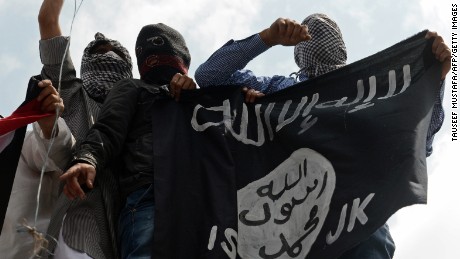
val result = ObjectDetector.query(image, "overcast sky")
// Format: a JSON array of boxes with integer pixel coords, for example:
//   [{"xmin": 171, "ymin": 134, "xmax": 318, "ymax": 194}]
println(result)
[{"xmin": 0, "ymin": 0, "xmax": 458, "ymax": 258}]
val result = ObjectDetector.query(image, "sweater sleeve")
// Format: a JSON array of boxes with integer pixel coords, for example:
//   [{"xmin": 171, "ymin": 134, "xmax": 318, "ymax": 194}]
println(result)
[{"xmin": 39, "ymin": 36, "xmax": 78, "ymax": 85}]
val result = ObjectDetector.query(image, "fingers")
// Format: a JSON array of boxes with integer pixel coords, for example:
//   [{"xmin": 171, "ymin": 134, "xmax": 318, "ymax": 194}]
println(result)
[
  {"xmin": 291, "ymin": 22, "xmax": 310, "ymax": 43},
  {"xmin": 286, "ymin": 20, "xmax": 298, "ymax": 41},
  {"xmin": 175, "ymin": 74, "xmax": 197, "ymax": 90},
  {"xmin": 62, "ymin": 176, "xmax": 84, "ymax": 200},
  {"xmin": 181, "ymin": 76, "xmax": 197, "ymax": 90},
  {"xmin": 37, "ymin": 94, "xmax": 64, "ymax": 139},
  {"xmin": 246, "ymin": 89, "xmax": 256, "ymax": 103},
  {"xmin": 425, "ymin": 31, "xmax": 438, "ymax": 39},
  {"xmin": 63, "ymin": 182, "xmax": 78, "ymax": 200},
  {"xmin": 60, "ymin": 165, "xmax": 83, "ymax": 195},
  {"xmin": 274, "ymin": 18, "xmax": 287, "ymax": 39},
  {"xmin": 270, "ymin": 18, "xmax": 311, "ymax": 46},
  {"xmin": 37, "ymin": 79, "xmax": 52, "ymax": 89},
  {"xmin": 426, "ymin": 30, "xmax": 451, "ymax": 80},
  {"xmin": 433, "ymin": 38, "xmax": 451, "ymax": 62},
  {"xmin": 280, "ymin": 18, "xmax": 292, "ymax": 40},
  {"xmin": 61, "ymin": 175, "xmax": 86, "ymax": 200},
  {"xmin": 37, "ymin": 80, "xmax": 56, "ymax": 102},
  {"xmin": 169, "ymin": 73, "xmax": 182, "ymax": 101},
  {"xmin": 426, "ymin": 30, "xmax": 449, "ymax": 61},
  {"xmin": 60, "ymin": 163, "xmax": 96, "ymax": 200},
  {"xmin": 37, "ymin": 86, "xmax": 62, "ymax": 138},
  {"xmin": 56, "ymin": 97, "xmax": 64, "ymax": 115},
  {"xmin": 290, "ymin": 24, "xmax": 302, "ymax": 42},
  {"xmin": 242, "ymin": 87, "xmax": 265, "ymax": 103},
  {"xmin": 41, "ymin": 94, "xmax": 63, "ymax": 113},
  {"xmin": 169, "ymin": 73, "xmax": 197, "ymax": 101},
  {"xmin": 86, "ymin": 167, "xmax": 96, "ymax": 190},
  {"xmin": 37, "ymin": 79, "xmax": 64, "ymax": 114},
  {"xmin": 299, "ymin": 25, "xmax": 311, "ymax": 41}
]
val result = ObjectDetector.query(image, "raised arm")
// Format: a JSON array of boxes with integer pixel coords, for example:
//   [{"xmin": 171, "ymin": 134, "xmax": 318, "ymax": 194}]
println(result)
[
  {"xmin": 195, "ymin": 18, "xmax": 310, "ymax": 94},
  {"xmin": 37, "ymin": 0, "xmax": 81, "ymax": 109},
  {"xmin": 38, "ymin": 0, "xmax": 63, "ymax": 40}
]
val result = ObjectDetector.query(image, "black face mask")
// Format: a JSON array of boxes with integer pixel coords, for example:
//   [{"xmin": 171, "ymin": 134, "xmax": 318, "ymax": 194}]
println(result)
[{"xmin": 143, "ymin": 66, "xmax": 181, "ymax": 85}]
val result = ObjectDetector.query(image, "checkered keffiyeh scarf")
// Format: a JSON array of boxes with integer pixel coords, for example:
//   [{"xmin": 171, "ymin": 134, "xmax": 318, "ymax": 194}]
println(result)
[
  {"xmin": 294, "ymin": 13, "xmax": 347, "ymax": 78},
  {"xmin": 81, "ymin": 32, "xmax": 133, "ymax": 103}
]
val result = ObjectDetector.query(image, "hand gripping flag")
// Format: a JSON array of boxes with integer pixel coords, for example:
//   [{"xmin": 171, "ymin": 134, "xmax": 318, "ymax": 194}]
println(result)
[{"xmin": 0, "ymin": 76, "xmax": 54, "ymax": 233}]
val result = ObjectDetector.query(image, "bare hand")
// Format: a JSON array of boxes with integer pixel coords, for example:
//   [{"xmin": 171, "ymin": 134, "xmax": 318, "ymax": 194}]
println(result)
[
  {"xmin": 426, "ymin": 31, "xmax": 451, "ymax": 80},
  {"xmin": 259, "ymin": 18, "xmax": 311, "ymax": 47},
  {"xmin": 36, "ymin": 79, "xmax": 64, "ymax": 138},
  {"xmin": 242, "ymin": 87, "xmax": 265, "ymax": 103},
  {"xmin": 169, "ymin": 73, "xmax": 197, "ymax": 101},
  {"xmin": 60, "ymin": 163, "xmax": 96, "ymax": 200}
]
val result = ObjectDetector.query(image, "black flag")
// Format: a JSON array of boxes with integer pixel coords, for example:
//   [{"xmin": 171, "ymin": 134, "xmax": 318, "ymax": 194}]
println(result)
[{"xmin": 151, "ymin": 30, "xmax": 441, "ymax": 258}]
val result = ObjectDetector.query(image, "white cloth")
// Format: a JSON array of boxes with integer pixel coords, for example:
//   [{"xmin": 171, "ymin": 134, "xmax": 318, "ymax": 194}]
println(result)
[
  {"xmin": 0, "ymin": 118, "xmax": 75, "ymax": 259},
  {"xmin": 54, "ymin": 225, "xmax": 91, "ymax": 259}
]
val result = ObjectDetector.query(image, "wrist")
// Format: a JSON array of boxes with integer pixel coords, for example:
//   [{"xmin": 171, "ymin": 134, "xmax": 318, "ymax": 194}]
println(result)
[{"xmin": 259, "ymin": 28, "xmax": 275, "ymax": 47}]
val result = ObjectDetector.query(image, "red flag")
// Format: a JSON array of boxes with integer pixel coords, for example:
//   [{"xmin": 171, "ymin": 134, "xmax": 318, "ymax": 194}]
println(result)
[{"xmin": 0, "ymin": 99, "xmax": 53, "ymax": 135}]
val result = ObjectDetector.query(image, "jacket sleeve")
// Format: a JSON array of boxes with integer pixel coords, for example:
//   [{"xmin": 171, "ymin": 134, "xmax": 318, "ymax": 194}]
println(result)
[{"xmin": 72, "ymin": 79, "xmax": 138, "ymax": 170}]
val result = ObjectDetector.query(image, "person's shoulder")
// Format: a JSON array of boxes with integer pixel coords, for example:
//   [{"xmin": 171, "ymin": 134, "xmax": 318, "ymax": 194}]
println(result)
[
  {"xmin": 113, "ymin": 78, "xmax": 141, "ymax": 89},
  {"xmin": 115, "ymin": 78, "xmax": 142, "ymax": 86},
  {"xmin": 113, "ymin": 79, "xmax": 159, "ymax": 94},
  {"xmin": 114, "ymin": 79, "xmax": 166, "ymax": 95}
]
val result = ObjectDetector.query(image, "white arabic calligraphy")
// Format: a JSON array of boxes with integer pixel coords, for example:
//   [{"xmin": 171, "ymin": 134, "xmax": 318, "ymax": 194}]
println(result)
[{"xmin": 191, "ymin": 65, "xmax": 412, "ymax": 146}]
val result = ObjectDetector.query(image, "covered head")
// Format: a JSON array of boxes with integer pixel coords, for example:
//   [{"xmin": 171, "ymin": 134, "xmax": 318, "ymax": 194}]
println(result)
[
  {"xmin": 81, "ymin": 32, "xmax": 133, "ymax": 102},
  {"xmin": 294, "ymin": 13, "xmax": 347, "ymax": 78},
  {"xmin": 135, "ymin": 23, "xmax": 191, "ymax": 84}
]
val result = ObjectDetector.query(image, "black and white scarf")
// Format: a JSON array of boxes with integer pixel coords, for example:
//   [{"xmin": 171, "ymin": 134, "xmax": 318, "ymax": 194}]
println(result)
[
  {"xmin": 294, "ymin": 13, "xmax": 347, "ymax": 78},
  {"xmin": 81, "ymin": 32, "xmax": 133, "ymax": 103}
]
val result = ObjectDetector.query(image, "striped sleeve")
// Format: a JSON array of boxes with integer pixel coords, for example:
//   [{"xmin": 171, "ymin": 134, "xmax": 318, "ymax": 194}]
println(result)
[
  {"xmin": 195, "ymin": 34, "xmax": 297, "ymax": 94},
  {"xmin": 39, "ymin": 36, "xmax": 78, "ymax": 83}
]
